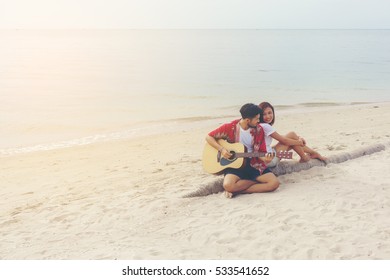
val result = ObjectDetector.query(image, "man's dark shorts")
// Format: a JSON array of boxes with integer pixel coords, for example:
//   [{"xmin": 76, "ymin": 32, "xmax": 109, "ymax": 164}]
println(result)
[{"xmin": 224, "ymin": 159, "xmax": 273, "ymax": 181}]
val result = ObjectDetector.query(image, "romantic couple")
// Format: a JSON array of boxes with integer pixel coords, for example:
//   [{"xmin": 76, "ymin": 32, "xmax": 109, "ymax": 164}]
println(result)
[{"xmin": 205, "ymin": 102, "xmax": 327, "ymax": 198}]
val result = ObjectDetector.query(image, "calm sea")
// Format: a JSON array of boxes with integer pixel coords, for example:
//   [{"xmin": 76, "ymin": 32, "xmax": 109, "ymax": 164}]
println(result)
[{"xmin": 1, "ymin": 29, "xmax": 390, "ymax": 154}]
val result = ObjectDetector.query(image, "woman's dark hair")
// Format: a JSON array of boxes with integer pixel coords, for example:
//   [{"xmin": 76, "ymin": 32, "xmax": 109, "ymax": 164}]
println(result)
[
  {"xmin": 240, "ymin": 103, "xmax": 262, "ymax": 119},
  {"xmin": 259, "ymin": 102, "xmax": 275, "ymax": 125}
]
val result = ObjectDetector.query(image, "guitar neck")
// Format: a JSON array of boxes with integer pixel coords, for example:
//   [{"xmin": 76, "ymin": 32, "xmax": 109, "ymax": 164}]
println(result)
[{"xmin": 235, "ymin": 152, "xmax": 269, "ymax": 158}]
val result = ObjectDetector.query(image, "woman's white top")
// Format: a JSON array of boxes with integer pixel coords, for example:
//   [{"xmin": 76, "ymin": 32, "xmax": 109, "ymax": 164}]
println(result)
[{"xmin": 260, "ymin": 123, "xmax": 276, "ymax": 153}]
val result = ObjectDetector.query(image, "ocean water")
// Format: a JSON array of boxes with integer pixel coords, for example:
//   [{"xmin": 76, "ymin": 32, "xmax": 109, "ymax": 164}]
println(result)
[{"xmin": 1, "ymin": 29, "xmax": 390, "ymax": 154}]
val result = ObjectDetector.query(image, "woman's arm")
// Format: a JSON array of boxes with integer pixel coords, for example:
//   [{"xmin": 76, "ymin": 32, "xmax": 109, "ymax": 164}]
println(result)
[{"xmin": 270, "ymin": 131, "xmax": 304, "ymax": 146}]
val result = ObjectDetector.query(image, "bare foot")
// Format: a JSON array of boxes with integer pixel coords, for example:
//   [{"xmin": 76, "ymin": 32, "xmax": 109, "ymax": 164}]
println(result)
[
  {"xmin": 310, "ymin": 152, "xmax": 328, "ymax": 162},
  {"xmin": 299, "ymin": 155, "xmax": 311, "ymax": 163},
  {"xmin": 224, "ymin": 190, "xmax": 234, "ymax": 199}
]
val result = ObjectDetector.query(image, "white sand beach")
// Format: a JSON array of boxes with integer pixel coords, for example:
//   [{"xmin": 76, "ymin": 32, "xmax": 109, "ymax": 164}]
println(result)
[{"xmin": 1, "ymin": 102, "xmax": 390, "ymax": 259}]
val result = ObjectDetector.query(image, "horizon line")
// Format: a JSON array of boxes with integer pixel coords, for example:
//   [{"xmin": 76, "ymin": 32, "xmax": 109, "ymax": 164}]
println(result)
[{"xmin": 1, "ymin": 28, "xmax": 390, "ymax": 31}]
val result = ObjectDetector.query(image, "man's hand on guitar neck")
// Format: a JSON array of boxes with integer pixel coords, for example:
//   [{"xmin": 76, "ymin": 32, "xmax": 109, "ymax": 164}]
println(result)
[{"xmin": 260, "ymin": 153, "xmax": 274, "ymax": 164}]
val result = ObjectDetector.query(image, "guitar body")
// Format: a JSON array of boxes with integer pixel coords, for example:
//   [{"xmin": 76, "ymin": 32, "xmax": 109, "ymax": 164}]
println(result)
[
  {"xmin": 202, "ymin": 140, "xmax": 245, "ymax": 175},
  {"xmin": 202, "ymin": 139, "xmax": 293, "ymax": 175}
]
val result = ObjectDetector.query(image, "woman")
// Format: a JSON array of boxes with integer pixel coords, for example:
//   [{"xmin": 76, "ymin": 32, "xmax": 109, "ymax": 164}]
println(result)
[{"xmin": 259, "ymin": 102, "xmax": 327, "ymax": 167}]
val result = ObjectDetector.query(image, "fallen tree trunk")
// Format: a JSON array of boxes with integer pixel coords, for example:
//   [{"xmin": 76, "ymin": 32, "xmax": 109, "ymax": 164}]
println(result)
[{"xmin": 183, "ymin": 143, "xmax": 387, "ymax": 198}]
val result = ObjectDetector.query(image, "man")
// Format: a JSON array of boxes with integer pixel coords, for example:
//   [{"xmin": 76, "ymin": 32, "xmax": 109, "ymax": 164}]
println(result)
[{"xmin": 206, "ymin": 103, "xmax": 280, "ymax": 198}]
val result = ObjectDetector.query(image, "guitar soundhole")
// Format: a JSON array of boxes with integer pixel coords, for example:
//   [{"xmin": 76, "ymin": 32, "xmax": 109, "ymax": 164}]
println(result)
[
  {"xmin": 220, "ymin": 151, "xmax": 237, "ymax": 166},
  {"xmin": 228, "ymin": 151, "xmax": 236, "ymax": 160}
]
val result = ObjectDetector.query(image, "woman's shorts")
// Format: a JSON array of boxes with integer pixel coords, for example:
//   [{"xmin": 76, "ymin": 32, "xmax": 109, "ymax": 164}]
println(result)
[{"xmin": 267, "ymin": 148, "xmax": 281, "ymax": 168}]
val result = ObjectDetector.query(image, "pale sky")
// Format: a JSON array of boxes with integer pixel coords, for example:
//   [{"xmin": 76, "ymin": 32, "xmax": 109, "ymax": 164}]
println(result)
[{"xmin": 0, "ymin": 0, "xmax": 389, "ymax": 29}]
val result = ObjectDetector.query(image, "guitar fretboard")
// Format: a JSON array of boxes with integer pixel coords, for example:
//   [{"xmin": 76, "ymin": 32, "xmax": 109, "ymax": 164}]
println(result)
[{"xmin": 234, "ymin": 152, "xmax": 272, "ymax": 158}]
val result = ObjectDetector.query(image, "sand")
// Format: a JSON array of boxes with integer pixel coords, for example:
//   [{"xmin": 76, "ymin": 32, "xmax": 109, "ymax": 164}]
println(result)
[{"xmin": 1, "ymin": 102, "xmax": 390, "ymax": 259}]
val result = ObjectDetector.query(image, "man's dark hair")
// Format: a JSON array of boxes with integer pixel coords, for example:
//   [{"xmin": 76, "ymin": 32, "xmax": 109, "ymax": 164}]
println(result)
[{"xmin": 240, "ymin": 103, "xmax": 262, "ymax": 119}]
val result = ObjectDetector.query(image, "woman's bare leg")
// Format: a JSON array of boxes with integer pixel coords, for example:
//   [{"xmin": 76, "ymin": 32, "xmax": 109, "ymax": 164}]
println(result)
[
  {"xmin": 274, "ymin": 131, "xmax": 311, "ymax": 162},
  {"xmin": 303, "ymin": 146, "xmax": 327, "ymax": 161},
  {"xmin": 274, "ymin": 131, "xmax": 327, "ymax": 162}
]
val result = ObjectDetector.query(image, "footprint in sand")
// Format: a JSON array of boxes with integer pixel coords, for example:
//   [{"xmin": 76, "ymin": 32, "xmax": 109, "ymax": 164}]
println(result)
[
  {"xmin": 22, "ymin": 192, "xmax": 34, "ymax": 196},
  {"xmin": 0, "ymin": 219, "xmax": 19, "ymax": 227},
  {"xmin": 152, "ymin": 168, "xmax": 163, "ymax": 173},
  {"xmin": 312, "ymin": 230, "xmax": 331, "ymax": 236},
  {"xmin": 326, "ymin": 144, "xmax": 347, "ymax": 151},
  {"xmin": 283, "ymin": 214, "xmax": 300, "ymax": 224}
]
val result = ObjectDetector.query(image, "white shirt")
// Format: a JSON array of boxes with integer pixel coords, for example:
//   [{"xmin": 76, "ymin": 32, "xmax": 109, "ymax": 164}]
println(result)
[
  {"xmin": 260, "ymin": 123, "xmax": 276, "ymax": 153},
  {"xmin": 239, "ymin": 126, "xmax": 253, "ymax": 153}
]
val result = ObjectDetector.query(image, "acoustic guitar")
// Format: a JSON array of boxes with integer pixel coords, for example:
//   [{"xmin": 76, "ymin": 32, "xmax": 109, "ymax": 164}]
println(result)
[{"xmin": 202, "ymin": 139, "xmax": 293, "ymax": 174}]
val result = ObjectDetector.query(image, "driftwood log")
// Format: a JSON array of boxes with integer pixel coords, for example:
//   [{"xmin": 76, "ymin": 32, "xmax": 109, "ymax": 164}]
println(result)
[{"xmin": 183, "ymin": 143, "xmax": 387, "ymax": 198}]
